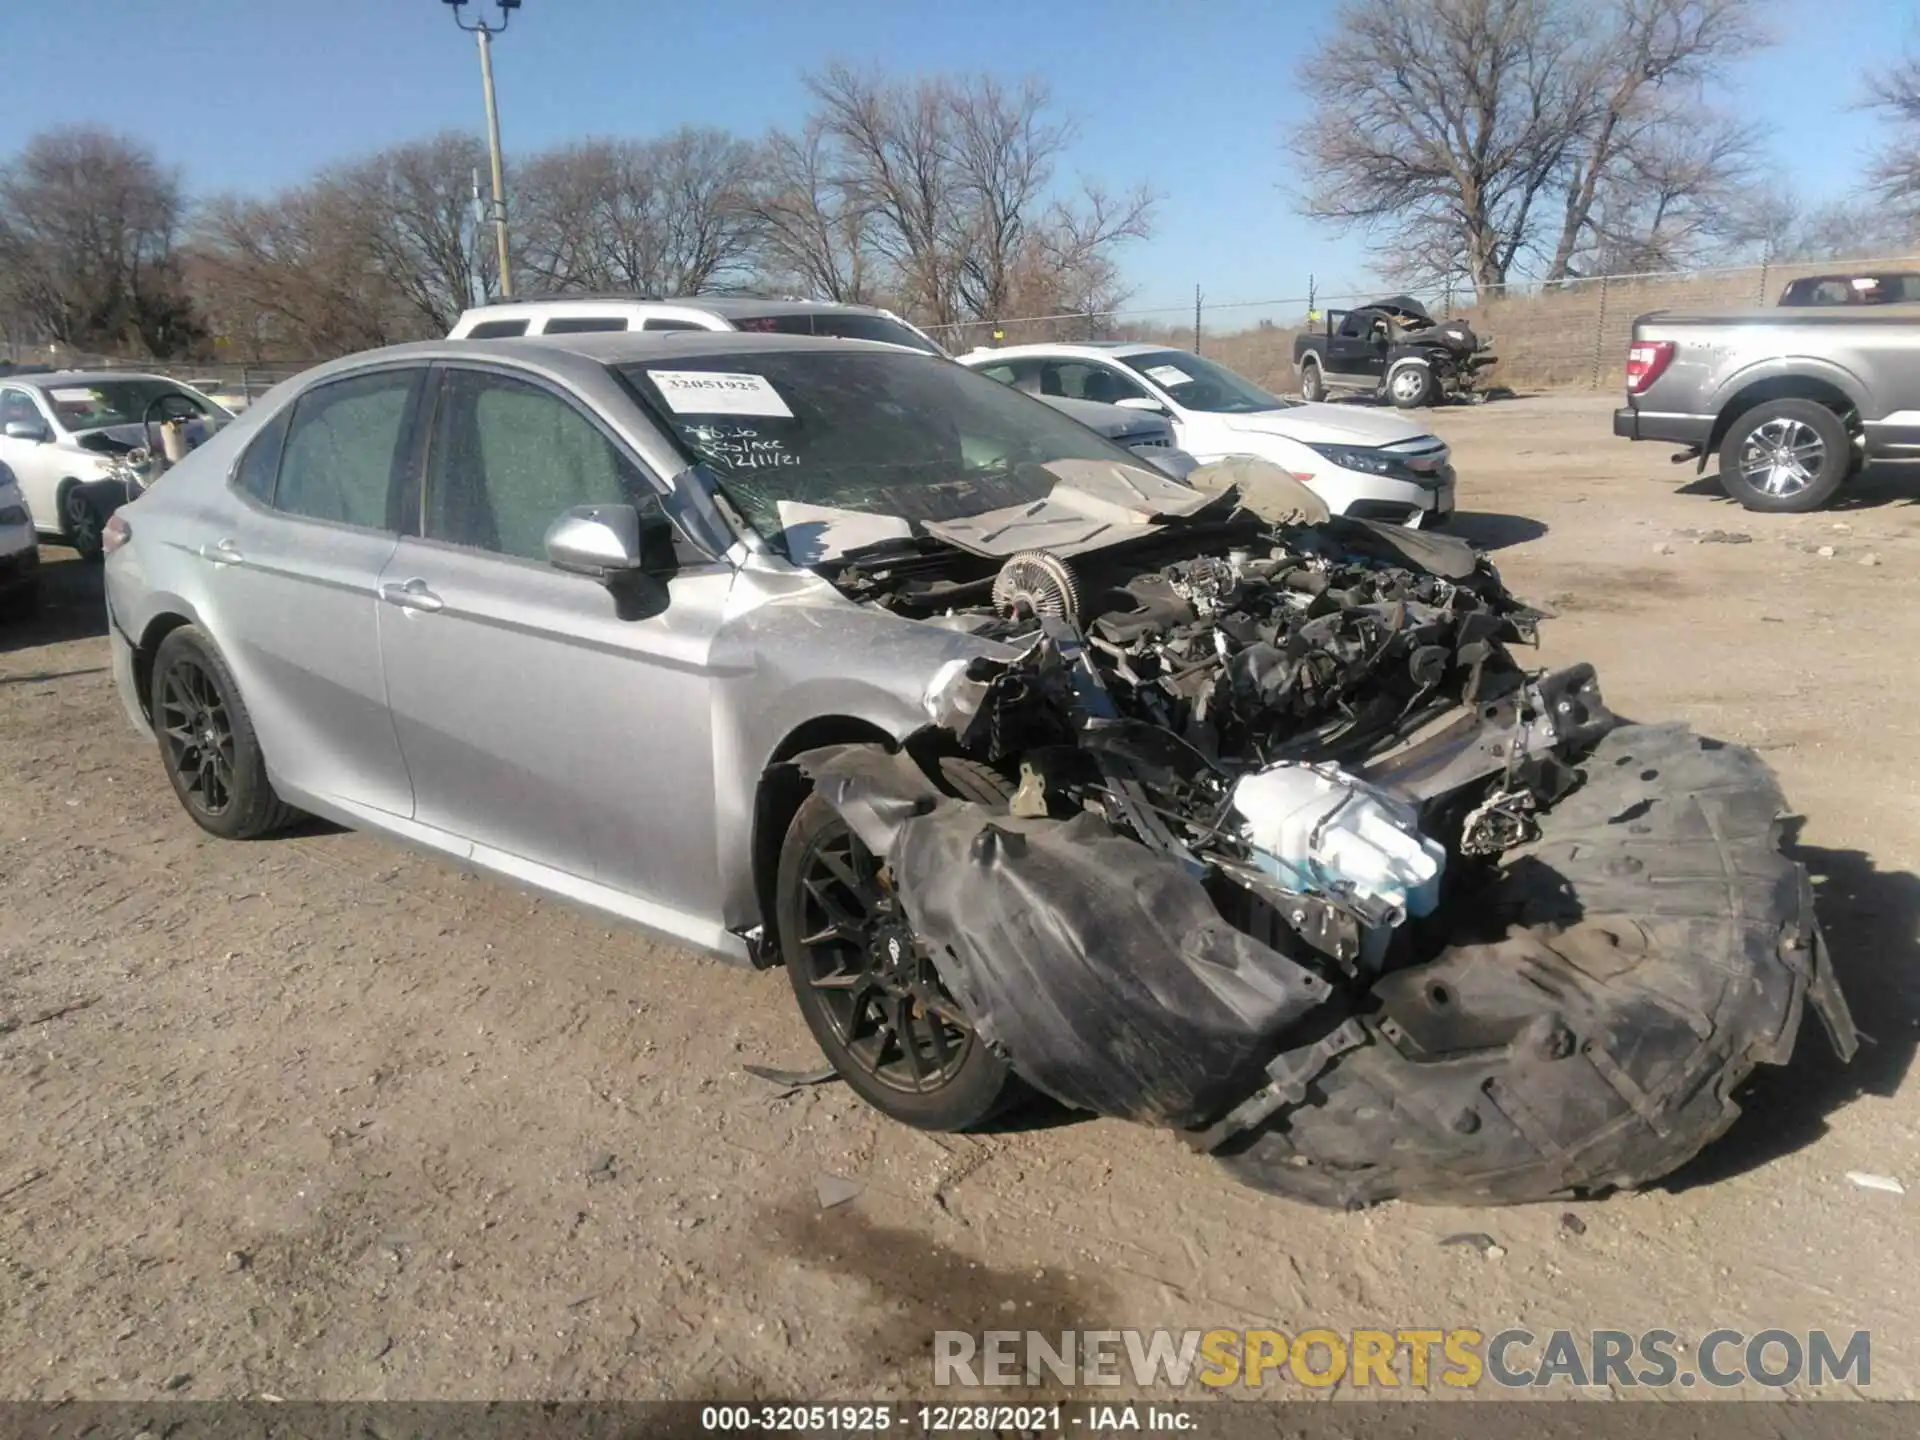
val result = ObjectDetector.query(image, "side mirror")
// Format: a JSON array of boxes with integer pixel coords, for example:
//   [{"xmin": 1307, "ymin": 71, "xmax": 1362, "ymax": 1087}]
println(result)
[
  {"xmin": 4, "ymin": 419, "xmax": 49, "ymax": 443},
  {"xmin": 544, "ymin": 503, "xmax": 678, "ymax": 581},
  {"xmin": 1114, "ymin": 396, "xmax": 1169, "ymax": 415}
]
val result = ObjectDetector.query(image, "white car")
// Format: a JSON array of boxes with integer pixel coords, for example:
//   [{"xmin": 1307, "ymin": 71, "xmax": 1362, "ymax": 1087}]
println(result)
[
  {"xmin": 0, "ymin": 469, "xmax": 36, "ymax": 617},
  {"xmin": 0, "ymin": 372, "xmax": 233, "ymax": 559},
  {"xmin": 959, "ymin": 342, "xmax": 1456, "ymax": 526}
]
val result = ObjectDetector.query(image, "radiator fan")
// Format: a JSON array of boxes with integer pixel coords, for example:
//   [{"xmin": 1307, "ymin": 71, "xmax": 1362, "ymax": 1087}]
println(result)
[{"xmin": 991, "ymin": 550, "xmax": 1081, "ymax": 622}]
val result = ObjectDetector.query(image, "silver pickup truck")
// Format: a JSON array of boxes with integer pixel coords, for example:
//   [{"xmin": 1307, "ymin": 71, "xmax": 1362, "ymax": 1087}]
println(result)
[{"xmin": 1612, "ymin": 303, "xmax": 1920, "ymax": 511}]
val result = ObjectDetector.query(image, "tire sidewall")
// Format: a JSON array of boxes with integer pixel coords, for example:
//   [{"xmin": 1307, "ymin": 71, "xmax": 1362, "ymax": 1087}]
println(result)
[
  {"xmin": 61, "ymin": 483, "xmax": 104, "ymax": 562},
  {"xmin": 776, "ymin": 792, "xmax": 1014, "ymax": 1131},
  {"xmin": 1299, "ymin": 359, "xmax": 1326, "ymax": 403},
  {"xmin": 1718, "ymin": 400, "xmax": 1850, "ymax": 513}
]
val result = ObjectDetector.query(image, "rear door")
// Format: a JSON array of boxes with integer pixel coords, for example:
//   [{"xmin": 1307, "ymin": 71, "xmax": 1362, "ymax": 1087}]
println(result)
[
  {"xmin": 210, "ymin": 365, "xmax": 426, "ymax": 817},
  {"xmin": 1326, "ymin": 312, "xmax": 1385, "ymax": 380},
  {"xmin": 374, "ymin": 362, "xmax": 735, "ymax": 918}
]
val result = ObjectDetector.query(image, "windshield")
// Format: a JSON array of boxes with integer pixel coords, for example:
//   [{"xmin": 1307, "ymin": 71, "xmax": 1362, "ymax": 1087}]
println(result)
[
  {"xmin": 1115, "ymin": 349, "xmax": 1295, "ymax": 414},
  {"xmin": 42, "ymin": 379, "xmax": 230, "ymax": 434},
  {"xmin": 731, "ymin": 311, "xmax": 947, "ymax": 355},
  {"xmin": 617, "ymin": 350, "xmax": 1155, "ymax": 558}
]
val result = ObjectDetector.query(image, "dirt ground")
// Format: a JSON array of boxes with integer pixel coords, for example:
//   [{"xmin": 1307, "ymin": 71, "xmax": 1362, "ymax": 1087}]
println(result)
[{"xmin": 2, "ymin": 393, "xmax": 1915, "ymax": 1403}]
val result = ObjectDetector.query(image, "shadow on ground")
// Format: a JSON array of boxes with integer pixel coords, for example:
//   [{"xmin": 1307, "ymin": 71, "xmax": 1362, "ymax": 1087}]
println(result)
[
  {"xmin": 1445, "ymin": 510, "xmax": 1549, "ymax": 550},
  {"xmin": 1664, "ymin": 841, "xmax": 1920, "ymax": 1192},
  {"xmin": 1675, "ymin": 458, "xmax": 1920, "ymax": 510},
  {"xmin": 0, "ymin": 547, "xmax": 106, "ymax": 657}
]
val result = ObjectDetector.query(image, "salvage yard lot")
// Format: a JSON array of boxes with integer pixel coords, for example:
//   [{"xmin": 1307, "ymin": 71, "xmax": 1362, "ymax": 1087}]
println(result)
[{"xmin": 2, "ymin": 392, "xmax": 1916, "ymax": 1400}]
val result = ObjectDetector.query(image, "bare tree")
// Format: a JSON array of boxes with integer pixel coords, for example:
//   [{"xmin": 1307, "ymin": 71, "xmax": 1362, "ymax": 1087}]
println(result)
[
  {"xmin": 516, "ymin": 129, "xmax": 763, "ymax": 296},
  {"xmin": 750, "ymin": 120, "xmax": 877, "ymax": 302},
  {"xmin": 0, "ymin": 127, "xmax": 198, "ymax": 355},
  {"xmin": 340, "ymin": 132, "xmax": 495, "ymax": 332},
  {"xmin": 793, "ymin": 64, "xmax": 1153, "ymax": 326},
  {"xmin": 1292, "ymin": 0, "xmax": 1764, "ymax": 292},
  {"xmin": 1866, "ymin": 53, "xmax": 1920, "ymax": 218}
]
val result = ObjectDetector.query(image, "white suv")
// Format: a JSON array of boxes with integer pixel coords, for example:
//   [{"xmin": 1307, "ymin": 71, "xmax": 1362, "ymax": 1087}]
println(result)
[
  {"xmin": 959, "ymin": 342, "xmax": 1457, "ymax": 526},
  {"xmin": 448, "ymin": 295, "xmax": 950, "ymax": 353}
]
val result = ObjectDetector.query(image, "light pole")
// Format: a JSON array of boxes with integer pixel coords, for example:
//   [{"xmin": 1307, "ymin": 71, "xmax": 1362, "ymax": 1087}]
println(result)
[{"xmin": 443, "ymin": 0, "xmax": 519, "ymax": 298}]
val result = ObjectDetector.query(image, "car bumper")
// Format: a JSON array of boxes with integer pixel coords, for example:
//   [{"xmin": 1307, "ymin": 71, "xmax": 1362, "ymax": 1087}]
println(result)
[
  {"xmin": 1311, "ymin": 464, "xmax": 1456, "ymax": 528},
  {"xmin": 1613, "ymin": 406, "xmax": 1713, "ymax": 446},
  {"xmin": 0, "ymin": 529, "xmax": 38, "ymax": 592},
  {"xmin": 104, "ymin": 578, "xmax": 153, "ymax": 737}
]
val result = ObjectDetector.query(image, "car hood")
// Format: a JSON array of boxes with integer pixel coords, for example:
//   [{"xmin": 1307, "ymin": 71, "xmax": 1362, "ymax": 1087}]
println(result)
[{"xmin": 1217, "ymin": 404, "xmax": 1434, "ymax": 447}]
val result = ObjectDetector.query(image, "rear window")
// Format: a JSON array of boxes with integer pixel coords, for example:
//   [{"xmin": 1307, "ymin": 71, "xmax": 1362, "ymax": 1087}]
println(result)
[
  {"xmin": 465, "ymin": 318, "xmax": 530, "ymax": 338},
  {"xmin": 542, "ymin": 316, "xmax": 631, "ymax": 334},
  {"xmin": 732, "ymin": 312, "xmax": 945, "ymax": 355},
  {"xmin": 642, "ymin": 318, "xmax": 709, "ymax": 331}
]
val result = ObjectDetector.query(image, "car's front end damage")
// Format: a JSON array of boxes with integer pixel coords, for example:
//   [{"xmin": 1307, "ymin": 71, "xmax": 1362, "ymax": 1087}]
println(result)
[{"xmin": 787, "ymin": 461, "xmax": 1855, "ymax": 1207}]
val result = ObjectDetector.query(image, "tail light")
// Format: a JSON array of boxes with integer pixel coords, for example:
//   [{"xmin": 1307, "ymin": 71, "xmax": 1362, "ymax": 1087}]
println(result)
[
  {"xmin": 102, "ymin": 512, "xmax": 132, "ymax": 555},
  {"xmin": 1625, "ymin": 341, "xmax": 1676, "ymax": 395}
]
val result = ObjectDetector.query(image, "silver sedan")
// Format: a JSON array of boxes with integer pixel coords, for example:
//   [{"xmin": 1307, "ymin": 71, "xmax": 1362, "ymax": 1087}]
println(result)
[{"xmin": 104, "ymin": 330, "xmax": 1848, "ymax": 1206}]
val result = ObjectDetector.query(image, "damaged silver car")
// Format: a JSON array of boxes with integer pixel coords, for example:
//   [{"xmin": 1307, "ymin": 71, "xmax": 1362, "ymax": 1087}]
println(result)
[{"xmin": 104, "ymin": 332, "xmax": 1856, "ymax": 1208}]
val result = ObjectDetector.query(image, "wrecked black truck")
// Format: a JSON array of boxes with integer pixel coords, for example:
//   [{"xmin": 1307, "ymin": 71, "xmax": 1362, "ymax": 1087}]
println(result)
[{"xmin": 776, "ymin": 456, "xmax": 1854, "ymax": 1209}]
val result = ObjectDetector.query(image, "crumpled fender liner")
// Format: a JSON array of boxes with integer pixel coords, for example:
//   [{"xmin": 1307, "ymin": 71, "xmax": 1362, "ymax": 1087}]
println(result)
[
  {"xmin": 893, "ymin": 806, "xmax": 1333, "ymax": 1127},
  {"xmin": 1212, "ymin": 724, "xmax": 1859, "ymax": 1207},
  {"xmin": 793, "ymin": 742, "xmax": 1333, "ymax": 1128}
]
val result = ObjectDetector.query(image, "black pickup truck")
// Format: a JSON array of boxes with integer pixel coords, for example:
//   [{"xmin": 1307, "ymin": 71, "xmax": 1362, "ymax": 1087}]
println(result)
[{"xmin": 1292, "ymin": 295, "xmax": 1495, "ymax": 408}]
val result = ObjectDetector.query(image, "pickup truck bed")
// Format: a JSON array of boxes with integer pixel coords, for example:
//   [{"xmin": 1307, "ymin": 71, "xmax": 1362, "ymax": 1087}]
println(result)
[{"xmin": 1613, "ymin": 302, "xmax": 1920, "ymax": 511}]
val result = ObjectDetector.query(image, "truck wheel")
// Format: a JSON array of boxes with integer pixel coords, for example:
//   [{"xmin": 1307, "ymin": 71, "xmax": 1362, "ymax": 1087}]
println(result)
[
  {"xmin": 1213, "ymin": 724, "xmax": 1841, "ymax": 1208},
  {"xmin": 1298, "ymin": 359, "xmax": 1327, "ymax": 403},
  {"xmin": 1718, "ymin": 399, "xmax": 1851, "ymax": 513},
  {"xmin": 1387, "ymin": 364, "xmax": 1436, "ymax": 408}
]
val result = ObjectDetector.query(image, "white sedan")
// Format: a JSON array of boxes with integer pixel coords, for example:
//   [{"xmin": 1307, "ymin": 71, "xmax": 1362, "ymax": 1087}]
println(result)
[{"xmin": 959, "ymin": 342, "xmax": 1455, "ymax": 526}]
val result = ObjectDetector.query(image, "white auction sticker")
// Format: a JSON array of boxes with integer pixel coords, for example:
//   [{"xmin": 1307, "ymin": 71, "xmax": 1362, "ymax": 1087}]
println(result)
[
  {"xmin": 1144, "ymin": 364, "xmax": 1191, "ymax": 388},
  {"xmin": 51, "ymin": 387, "xmax": 101, "ymax": 403},
  {"xmin": 647, "ymin": 370, "xmax": 793, "ymax": 418}
]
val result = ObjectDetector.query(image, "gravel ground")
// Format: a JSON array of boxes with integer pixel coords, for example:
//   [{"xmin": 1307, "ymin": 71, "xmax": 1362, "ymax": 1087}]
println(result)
[{"xmin": 1, "ymin": 393, "xmax": 1915, "ymax": 1402}]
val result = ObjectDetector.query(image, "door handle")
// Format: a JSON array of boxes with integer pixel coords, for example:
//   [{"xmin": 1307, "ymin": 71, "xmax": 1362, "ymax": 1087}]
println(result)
[
  {"xmin": 379, "ymin": 577, "xmax": 444, "ymax": 613},
  {"xmin": 198, "ymin": 537, "xmax": 243, "ymax": 566}
]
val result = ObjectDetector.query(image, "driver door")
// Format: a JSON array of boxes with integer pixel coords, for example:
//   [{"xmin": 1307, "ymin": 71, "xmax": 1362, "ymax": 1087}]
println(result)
[{"xmin": 375, "ymin": 362, "xmax": 737, "ymax": 929}]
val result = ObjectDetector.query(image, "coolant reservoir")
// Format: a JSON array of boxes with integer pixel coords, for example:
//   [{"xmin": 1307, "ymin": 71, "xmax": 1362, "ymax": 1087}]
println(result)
[{"xmin": 1230, "ymin": 762, "xmax": 1445, "ymax": 924}]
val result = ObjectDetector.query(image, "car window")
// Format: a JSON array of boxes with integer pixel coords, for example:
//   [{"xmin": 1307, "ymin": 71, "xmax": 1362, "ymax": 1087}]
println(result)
[
  {"xmin": 642, "ymin": 318, "xmax": 708, "ymax": 331},
  {"xmin": 1, "ymin": 388, "xmax": 43, "ymax": 432},
  {"xmin": 466, "ymin": 318, "xmax": 530, "ymax": 338},
  {"xmin": 542, "ymin": 316, "xmax": 631, "ymax": 334},
  {"xmin": 233, "ymin": 406, "xmax": 293, "ymax": 505},
  {"xmin": 1336, "ymin": 313, "xmax": 1365, "ymax": 337},
  {"xmin": 426, "ymin": 367, "xmax": 659, "ymax": 562},
  {"xmin": 274, "ymin": 369, "xmax": 419, "ymax": 530},
  {"xmin": 731, "ymin": 311, "xmax": 945, "ymax": 354},
  {"xmin": 1116, "ymin": 348, "xmax": 1294, "ymax": 414},
  {"xmin": 1038, "ymin": 361, "xmax": 1148, "ymax": 406},
  {"xmin": 618, "ymin": 349, "xmax": 1146, "ymax": 558}
]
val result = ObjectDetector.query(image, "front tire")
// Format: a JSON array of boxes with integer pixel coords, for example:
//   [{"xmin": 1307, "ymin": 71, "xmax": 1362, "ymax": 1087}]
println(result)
[
  {"xmin": 61, "ymin": 484, "xmax": 104, "ymax": 562},
  {"xmin": 1298, "ymin": 358, "xmax": 1327, "ymax": 403},
  {"xmin": 777, "ymin": 790, "xmax": 1019, "ymax": 1132},
  {"xmin": 1717, "ymin": 399, "xmax": 1851, "ymax": 513},
  {"xmin": 150, "ymin": 626, "xmax": 302, "ymax": 840},
  {"xmin": 1387, "ymin": 364, "xmax": 1436, "ymax": 408}
]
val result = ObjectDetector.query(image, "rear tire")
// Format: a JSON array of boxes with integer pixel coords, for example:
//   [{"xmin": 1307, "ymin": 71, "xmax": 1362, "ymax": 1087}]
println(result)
[
  {"xmin": 1215, "ymin": 724, "xmax": 1835, "ymax": 1208},
  {"xmin": 1298, "ymin": 359, "xmax": 1327, "ymax": 403},
  {"xmin": 150, "ymin": 625, "xmax": 302, "ymax": 840},
  {"xmin": 1717, "ymin": 398, "xmax": 1851, "ymax": 513}
]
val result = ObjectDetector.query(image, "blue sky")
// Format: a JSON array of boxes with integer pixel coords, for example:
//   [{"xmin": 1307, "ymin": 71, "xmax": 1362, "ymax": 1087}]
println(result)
[{"xmin": 1, "ymin": 0, "xmax": 1904, "ymax": 319}]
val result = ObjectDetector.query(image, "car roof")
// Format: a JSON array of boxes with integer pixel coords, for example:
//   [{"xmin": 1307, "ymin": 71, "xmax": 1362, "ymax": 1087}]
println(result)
[
  {"xmin": 289, "ymin": 330, "xmax": 929, "ymax": 386},
  {"xmin": 14, "ymin": 370, "xmax": 198, "ymax": 389},
  {"xmin": 959, "ymin": 340, "xmax": 1171, "ymax": 362},
  {"xmin": 457, "ymin": 293, "xmax": 898, "ymax": 320}
]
